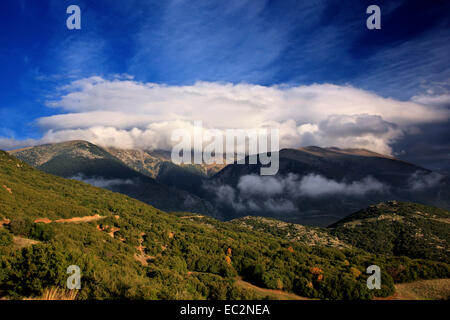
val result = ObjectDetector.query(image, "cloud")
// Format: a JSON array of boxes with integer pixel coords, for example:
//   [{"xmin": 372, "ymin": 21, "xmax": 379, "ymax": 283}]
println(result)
[
  {"xmin": 206, "ymin": 173, "xmax": 386, "ymax": 213},
  {"xmin": 408, "ymin": 171, "xmax": 444, "ymax": 190},
  {"xmin": 262, "ymin": 198, "xmax": 296, "ymax": 213},
  {"xmin": 129, "ymin": 0, "xmax": 294, "ymax": 83},
  {"xmin": 0, "ymin": 138, "xmax": 40, "ymax": 150},
  {"xmin": 1, "ymin": 78, "xmax": 448, "ymax": 155},
  {"xmin": 237, "ymin": 175, "xmax": 284, "ymax": 197},
  {"xmin": 293, "ymin": 174, "xmax": 386, "ymax": 197},
  {"xmin": 237, "ymin": 173, "xmax": 386, "ymax": 198},
  {"xmin": 412, "ymin": 93, "xmax": 450, "ymax": 108},
  {"xmin": 318, "ymin": 114, "xmax": 398, "ymax": 138},
  {"xmin": 69, "ymin": 173, "xmax": 135, "ymax": 189}
]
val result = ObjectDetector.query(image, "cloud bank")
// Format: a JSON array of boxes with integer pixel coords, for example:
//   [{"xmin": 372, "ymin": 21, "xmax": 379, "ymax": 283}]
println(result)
[
  {"xmin": 69, "ymin": 173, "xmax": 135, "ymax": 189},
  {"xmin": 2, "ymin": 77, "xmax": 449, "ymax": 155},
  {"xmin": 206, "ymin": 173, "xmax": 386, "ymax": 213},
  {"xmin": 408, "ymin": 171, "xmax": 444, "ymax": 190}
]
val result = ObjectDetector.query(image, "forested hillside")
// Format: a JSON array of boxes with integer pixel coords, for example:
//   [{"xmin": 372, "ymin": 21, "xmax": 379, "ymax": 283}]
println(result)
[{"xmin": 329, "ymin": 201, "xmax": 450, "ymax": 263}]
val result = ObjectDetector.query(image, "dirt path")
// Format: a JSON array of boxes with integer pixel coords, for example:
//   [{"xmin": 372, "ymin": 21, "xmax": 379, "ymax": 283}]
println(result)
[
  {"xmin": 234, "ymin": 279, "xmax": 309, "ymax": 300},
  {"xmin": 34, "ymin": 214, "xmax": 105, "ymax": 224}
]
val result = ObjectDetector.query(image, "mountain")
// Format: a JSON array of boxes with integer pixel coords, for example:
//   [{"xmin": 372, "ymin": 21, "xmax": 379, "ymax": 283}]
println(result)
[
  {"xmin": 329, "ymin": 201, "xmax": 450, "ymax": 264},
  {"xmin": 105, "ymin": 147, "xmax": 226, "ymax": 178},
  {"xmin": 104, "ymin": 147, "xmax": 208, "ymax": 195},
  {"xmin": 1, "ymin": 150, "xmax": 449, "ymax": 300},
  {"xmin": 9, "ymin": 141, "xmax": 215, "ymax": 215},
  {"xmin": 205, "ymin": 147, "xmax": 450, "ymax": 226},
  {"xmin": 213, "ymin": 146, "xmax": 427, "ymax": 186},
  {"xmin": 105, "ymin": 147, "xmax": 226, "ymax": 195}
]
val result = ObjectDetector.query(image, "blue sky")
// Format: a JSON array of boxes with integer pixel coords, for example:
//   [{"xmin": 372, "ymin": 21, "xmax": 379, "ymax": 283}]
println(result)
[{"xmin": 0, "ymin": 0, "xmax": 449, "ymax": 171}]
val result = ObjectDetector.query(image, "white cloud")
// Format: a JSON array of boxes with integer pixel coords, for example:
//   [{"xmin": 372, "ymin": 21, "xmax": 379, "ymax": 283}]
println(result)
[
  {"xmin": 408, "ymin": 171, "xmax": 444, "ymax": 190},
  {"xmin": 69, "ymin": 173, "xmax": 135, "ymax": 188},
  {"xmin": 205, "ymin": 173, "xmax": 386, "ymax": 213},
  {"xmin": 237, "ymin": 173, "xmax": 386, "ymax": 198},
  {"xmin": 411, "ymin": 93, "xmax": 450, "ymax": 108},
  {"xmin": 2, "ymin": 77, "xmax": 449, "ymax": 154},
  {"xmin": 294, "ymin": 174, "xmax": 386, "ymax": 197},
  {"xmin": 237, "ymin": 175, "xmax": 284, "ymax": 197}
]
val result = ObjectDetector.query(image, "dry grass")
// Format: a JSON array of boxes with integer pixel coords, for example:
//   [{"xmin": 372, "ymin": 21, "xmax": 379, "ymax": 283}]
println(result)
[
  {"xmin": 394, "ymin": 279, "xmax": 450, "ymax": 300},
  {"xmin": 234, "ymin": 279, "xmax": 309, "ymax": 300},
  {"xmin": 12, "ymin": 236, "xmax": 39, "ymax": 250},
  {"xmin": 24, "ymin": 287, "xmax": 79, "ymax": 300}
]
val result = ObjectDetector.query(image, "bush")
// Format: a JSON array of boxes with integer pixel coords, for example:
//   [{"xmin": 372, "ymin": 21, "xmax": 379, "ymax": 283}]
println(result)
[
  {"xmin": 9, "ymin": 218, "xmax": 33, "ymax": 237},
  {"xmin": 0, "ymin": 229, "xmax": 13, "ymax": 247},
  {"xmin": 31, "ymin": 224, "xmax": 56, "ymax": 241},
  {"xmin": 373, "ymin": 271, "xmax": 395, "ymax": 297},
  {"xmin": 1, "ymin": 243, "xmax": 68, "ymax": 297}
]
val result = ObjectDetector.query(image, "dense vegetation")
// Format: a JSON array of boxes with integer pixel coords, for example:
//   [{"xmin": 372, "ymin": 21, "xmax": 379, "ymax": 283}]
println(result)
[
  {"xmin": 1, "ymin": 150, "xmax": 449, "ymax": 300},
  {"xmin": 230, "ymin": 216, "xmax": 350, "ymax": 249},
  {"xmin": 329, "ymin": 201, "xmax": 450, "ymax": 263}
]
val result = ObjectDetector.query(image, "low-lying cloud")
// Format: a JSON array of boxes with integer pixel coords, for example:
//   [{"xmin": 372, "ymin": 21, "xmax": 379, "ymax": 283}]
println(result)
[
  {"xmin": 408, "ymin": 171, "xmax": 444, "ymax": 190},
  {"xmin": 206, "ymin": 173, "xmax": 386, "ymax": 212},
  {"xmin": 238, "ymin": 173, "xmax": 386, "ymax": 198},
  {"xmin": 69, "ymin": 173, "xmax": 135, "ymax": 189}
]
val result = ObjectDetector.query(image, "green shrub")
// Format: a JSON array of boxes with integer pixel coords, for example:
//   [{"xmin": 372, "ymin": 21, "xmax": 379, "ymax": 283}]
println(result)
[
  {"xmin": 31, "ymin": 224, "xmax": 56, "ymax": 241},
  {"xmin": 1, "ymin": 243, "xmax": 68, "ymax": 297},
  {"xmin": 0, "ymin": 229, "xmax": 13, "ymax": 247},
  {"xmin": 9, "ymin": 218, "xmax": 33, "ymax": 237}
]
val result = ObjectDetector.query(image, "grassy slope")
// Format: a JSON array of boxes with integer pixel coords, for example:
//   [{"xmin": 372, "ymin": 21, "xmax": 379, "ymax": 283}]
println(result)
[
  {"xmin": 393, "ymin": 279, "xmax": 450, "ymax": 300},
  {"xmin": 0, "ymin": 150, "xmax": 449, "ymax": 300}
]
